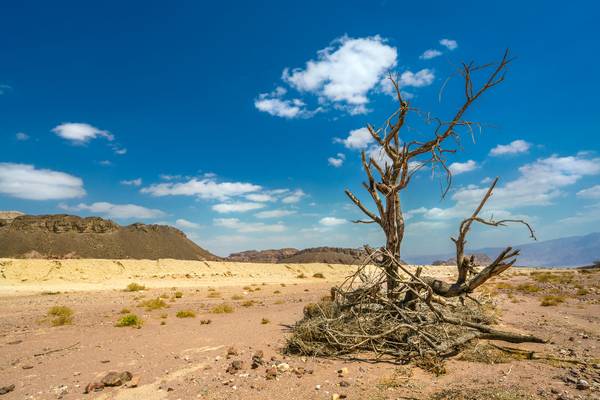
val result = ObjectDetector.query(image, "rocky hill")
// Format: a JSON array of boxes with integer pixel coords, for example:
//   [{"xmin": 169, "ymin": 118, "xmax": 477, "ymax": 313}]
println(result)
[
  {"xmin": 225, "ymin": 247, "xmax": 368, "ymax": 264},
  {"xmin": 0, "ymin": 213, "xmax": 218, "ymax": 260},
  {"xmin": 431, "ymin": 253, "xmax": 493, "ymax": 266}
]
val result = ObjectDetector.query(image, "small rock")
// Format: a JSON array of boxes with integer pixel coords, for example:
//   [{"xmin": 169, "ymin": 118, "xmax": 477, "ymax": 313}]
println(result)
[
  {"xmin": 0, "ymin": 385, "xmax": 15, "ymax": 395},
  {"xmin": 226, "ymin": 360, "xmax": 245, "ymax": 374},
  {"xmin": 315, "ymin": 384, "xmax": 321, "ymax": 390},
  {"xmin": 251, "ymin": 350, "xmax": 264, "ymax": 369},
  {"xmin": 332, "ymin": 394, "xmax": 340, "ymax": 400},
  {"xmin": 277, "ymin": 363, "xmax": 290, "ymax": 373},
  {"xmin": 100, "ymin": 360, "xmax": 110, "ymax": 364},
  {"xmin": 226, "ymin": 347, "xmax": 239, "ymax": 358},
  {"xmin": 339, "ymin": 380, "xmax": 350, "ymax": 387},
  {"xmin": 265, "ymin": 367, "xmax": 277, "ymax": 380},
  {"xmin": 21, "ymin": 365, "xmax": 33, "ymax": 370},
  {"xmin": 7, "ymin": 340, "xmax": 22, "ymax": 345},
  {"xmin": 52, "ymin": 385, "xmax": 68, "ymax": 399},
  {"xmin": 576, "ymin": 379, "xmax": 590, "ymax": 390},
  {"xmin": 84, "ymin": 382, "xmax": 104, "ymax": 394},
  {"xmin": 128, "ymin": 375, "xmax": 140, "ymax": 388},
  {"xmin": 101, "ymin": 371, "xmax": 133, "ymax": 387}
]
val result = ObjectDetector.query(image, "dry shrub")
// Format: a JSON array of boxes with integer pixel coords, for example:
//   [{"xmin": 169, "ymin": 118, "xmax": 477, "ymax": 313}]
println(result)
[
  {"xmin": 231, "ymin": 294, "xmax": 244, "ymax": 300},
  {"xmin": 116, "ymin": 314, "xmax": 142, "ymax": 328},
  {"xmin": 313, "ymin": 272, "xmax": 325, "ymax": 279},
  {"xmin": 211, "ymin": 303, "xmax": 234, "ymax": 314},
  {"xmin": 125, "ymin": 282, "xmax": 145, "ymax": 292},
  {"xmin": 540, "ymin": 295, "xmax": 565, "ymax": 306},
  {"xmin": 430, "ymin": 387, "xmax": 534, "ymax": 400},
  {"xmin": 414, "ymin": 354, "xmax": 446, "ymax": 376},
  {"xmin": 176, "ymin": 310, "xmax": 196, "ymax": 318},
  {"xmin": 458, "ymin": 343, "xmax": 524, "ymax": 364},
  {"xmin": 48, "ymin": 306, "xmax": 73, "ymax": 326},
  {"xmin": 517, "ymin": 283, "xmax": 541, "ymax": 293},
  {"xmin": 139, "ymin": 297, "xmax": 168, "ymax": 310},
  {"xmin": 241, "ymin": 300, "xmax": 255, "ymax": 307}
]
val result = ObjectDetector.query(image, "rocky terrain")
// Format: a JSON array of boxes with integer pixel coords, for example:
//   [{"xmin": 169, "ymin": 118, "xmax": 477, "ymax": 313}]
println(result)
[
  {"xmin": 226, "ymin": 247, "xmax": 367, "ymax": 265},
  {"xmin": 431, "ymin": 253, "xmax": 493, "ymax": 266},
  {"xmin": 0, "ymin": 214, "xmax": 218, "ymax": 260}
]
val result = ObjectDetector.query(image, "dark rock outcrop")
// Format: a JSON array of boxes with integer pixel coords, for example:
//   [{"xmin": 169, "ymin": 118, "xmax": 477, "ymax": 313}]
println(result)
[{"xmin": 0, "ymin": 214, "xmax": 218, "ymax": 260}]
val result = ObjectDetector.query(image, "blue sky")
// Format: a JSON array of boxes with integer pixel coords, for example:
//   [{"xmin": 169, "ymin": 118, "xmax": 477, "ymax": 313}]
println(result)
[{"xmin": 2, "ymin": 1, "xmax": 599, "ymax": 256}]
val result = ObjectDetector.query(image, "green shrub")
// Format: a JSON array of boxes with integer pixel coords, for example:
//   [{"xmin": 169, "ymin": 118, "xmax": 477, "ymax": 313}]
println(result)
[{"xmin": 116, "ymin": 314, "xmax": 143, "ymax": 328}]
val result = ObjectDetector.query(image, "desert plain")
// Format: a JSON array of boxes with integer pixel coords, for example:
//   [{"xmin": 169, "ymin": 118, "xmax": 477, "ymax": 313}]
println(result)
[{"xmin": 0, "ymin": 259, "xmax": 599, "ymax": 400}]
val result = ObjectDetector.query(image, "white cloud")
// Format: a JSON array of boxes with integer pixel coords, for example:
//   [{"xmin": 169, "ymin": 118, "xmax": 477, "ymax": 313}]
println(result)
[
  {"xmin": 367, "ymin": 145, "xmax": 392, "ymax": 167},
  {"xmin": 175, "ymin": 218, "xmax": 200, "ymax": 229},
  {"xmin": 214, "ymin": 218, "xmax": 286, "ymax": 233},
  {"xmin": 254, "ymin": 87, "xmax": 315, "ymax": 118},
  {"xmin": 319, "ymin": 217, "xmax": 347, "ymax": 226},
  {"xmin": 420, "ymin": 49, "xmax": 442, "ymax": 60},
  {"xmin": 282, "ymin": 189, "xmax": 306, "ymax": 204},
  {"xmin": 0, "ymin": 84, "xmax": 12, "ymax": 95},
  {"xmin": 52, "ymin": 122, "xmax": 113, "ymax": 144},
  {"xmin": 142, "ymin": 177, "xmax": 261, "ymax": 201},
  {"xmin": 245, "ymin": 193, "xmax": 276, "ymax": 202},
  {"xmin": 282, "ymin": 35, "xmax": 397, "ymax": 114},
  {"xmin": 398, "ymin": 69, "xmax": 435, "ymax": 88},
  {"xmin": 489, "ymin": 140, "xmax": 531, "ymax": 156},
  {"xmin": 334, "ymin": 127, "xmax": 373, "ymax": 150},
  {"xmin": 159, "ymin": 174, "xmax": 183, "ymax": 181},
  {"xmin": 212, "ymin": 202, "xmax": 266, "ymax": 213},
  {"xmin": 120, "ymin": 178, "xmax": 142, "ymax": 187},
  {"xmin": 449, "ymin": 160, "xmax": 478, "ymax": 175},
  {"xmin": 99, "ymin": 160, "xmax": 112, "ymax": 166},
  {"xmin": 439, "ymin": 38, "xmax": 458, "ymax": 50},
  {"xmin": 113, "ymin": 147, "xmax": 127, "ymax": 155},
  {"xmin": 411, "ymin": 154, "xmax": 600, "ymax": 221},
  {"xmin": 577, "ymin": 185, "xmax": 600, "ymax": 199},
  {"xmin": 328, "ymin": 153, "xmax": 345, "ymax": 168},
  {"xmin": 60, "ymin": 202, "xmax": 164, "ymax": 219},
  {"xmin": 16, "ymin": 132, "xmax": 29, "ymax": 141},
  {"xmin": 255, "ymin": 209, "xmax": 296, "ymax": 219},
  {"xmin": 0, "ymin": 163, "xmax": 85, "ymax": 200}
]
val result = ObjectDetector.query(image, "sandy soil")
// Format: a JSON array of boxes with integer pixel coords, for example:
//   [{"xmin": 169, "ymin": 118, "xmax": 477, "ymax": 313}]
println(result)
[{"xmin": 0, "ymin": 260, "xmax": 599, "ymax": 400}]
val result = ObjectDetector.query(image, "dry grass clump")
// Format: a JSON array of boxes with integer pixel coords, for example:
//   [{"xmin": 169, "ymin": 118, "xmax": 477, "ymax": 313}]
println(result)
[
  {"xmin": 120, "ymin": 308, "xmax": 131, "ymax": 314},
  {"xmin": 231, "ymin": 294, "xmax": 244, "ymax": 300},
  {"xmin": 176, "ymin": 310, "xmax": 196, "ymax": 318},
  {"xmin": 414, "ymin": 354, "xmax": 446, "ymax": 376},
  {"xmin": 459, "ymin": 343, "xmax": 523, "ymax": 364},
  {"xmin": 241, "ymin": 300, "xmax": 256, "ymax": 307},
  {"xmin": 530, "ymin": 271, "xmax": 574, "ymax": 284},
  {"xmin": 207, "ymin": 291, "xmax": 222, "ymax": 298},
  {"xmin": 48, "ymin": 306, "xmax": 73, "ymax": 326},
  {"xmin": 516, "ymin": 283, "xmax": 541, "ymax": 293},
  {"xmin": 429, "ymin": 387, "xmax": 534, "ymax": 400},
  {"xmin": 139, "ymin": 297, "xmax": 168, "ymax": 310},
  {"xmin": 174, "ymin": 291, "xmax": 183, "ymax": 298},
  {"xmin": 211, "ymin": 303, "xmax": 234, "ymax": 314},
  {"xmin": 261, "ymin": 318, "xmax": 270, "ymax": 324},
  {"xmin": 116, "ymin": 314, "xmax": 143, "ymax": 328},
  {"xmin": 312, "ymin": 272, "xmax": 325, "ymax": 279},
  {"xmin": 576, "ymin": 287, "xmax": 589, "ymax": 296},
  {"xmin": 540, "ymin": 295, "xmax": 565, "ymax": 306},
  {"xmin": 41, "ymin": 290, "xmax": 61, "ymax": 295},
  {"xmin": 125, "ymin": 282, "xmax": 145, "ymax": 292},
  {"xmin": 495, "ymin": 282, "xmax": 514, "ymax": 290},
  {"xmin": 297, "ymin": 273, "xmax": 307, "ymax": 279}
]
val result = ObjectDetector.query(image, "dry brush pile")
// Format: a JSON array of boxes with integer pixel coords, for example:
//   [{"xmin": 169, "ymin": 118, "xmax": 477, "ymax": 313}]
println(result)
[{"xmin": 286, "ymin": 50, "xmax": 546, "ymax": 363}]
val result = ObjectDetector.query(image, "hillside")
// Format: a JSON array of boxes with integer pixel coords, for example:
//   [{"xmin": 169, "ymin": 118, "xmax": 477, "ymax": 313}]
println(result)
[
  {"xmin": 0, "ymin": 214, "xmax": 218, "ymax": 260},
  {"xmin": 225, "ymin": 247, "xmax": 368, "ymax": 264},
  {"xmin": 406, "ymin": 232, "xmax": 600, "ymax": 267}
]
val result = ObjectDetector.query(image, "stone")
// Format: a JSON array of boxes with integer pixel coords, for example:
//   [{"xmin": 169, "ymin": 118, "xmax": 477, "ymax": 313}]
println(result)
[
  {"xmin": 251, "ymin": 350, "xmax": 264, "ymax": 369},
  {"xmin": 226, "ymin": 347, "xmax": 239, "ymax": 358},
  {"xmin": 277, "ymin": 363, "xmax": 290, "ymax": 373},
  {"xmin": 52, "ymin": 385, "xmax": 68, "ymax": 399},
  {"xmin": 101, "ymin": 371, "xmax": 133, "ymax": 387},
  {"xmin": 265, "ymin": 367, "xmax": 277, "ymax": 380},
  {"xmin": 0, "ymin": 385, "xmax": 15, "ymax": 395},
  {"xmin": 226, "ymin": 360, "xmax": 245, "ymax": 374},
  {"xmin": 340, "ymin": 380, "xmax": 350, "ymax": 387},
  {"xmin": 84, "ymin": 382, "xmax": 104, "ymax": 394},
  {"xmin": 576, "ymin": 379, "xmax": 590, "ymax": 390},
  {"xmin": 128, "ymin": 376, "xmax": 141, "ymax": 388}
]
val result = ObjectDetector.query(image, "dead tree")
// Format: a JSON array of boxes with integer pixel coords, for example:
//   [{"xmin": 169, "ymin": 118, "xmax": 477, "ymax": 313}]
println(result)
[{"xmin": 345, "ymin": 49, "xmax": 531, "ymax": 299}]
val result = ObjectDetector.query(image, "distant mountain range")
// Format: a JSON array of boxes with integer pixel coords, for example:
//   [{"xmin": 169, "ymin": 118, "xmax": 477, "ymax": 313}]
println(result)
[{"xmin": 405, "ymin": 232, "xmax": 600, "ymax": 268}]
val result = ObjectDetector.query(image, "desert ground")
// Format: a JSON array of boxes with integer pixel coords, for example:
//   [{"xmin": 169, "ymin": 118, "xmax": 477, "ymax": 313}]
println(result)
[{"xmin": 1, "ymin": 259, "xmax": 599, "ymax": 400}]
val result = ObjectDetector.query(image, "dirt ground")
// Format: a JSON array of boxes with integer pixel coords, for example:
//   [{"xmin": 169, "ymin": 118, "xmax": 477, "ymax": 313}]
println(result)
[{"xmin": 0, "ymin": 260, "xmax": 599, "ymax": 400}]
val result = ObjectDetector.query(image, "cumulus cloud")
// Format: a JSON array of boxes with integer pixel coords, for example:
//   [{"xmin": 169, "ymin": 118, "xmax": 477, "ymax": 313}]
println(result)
[
  {"xmin": 420, "ymin": 49, "xmax": 442, "ymax": 60},
  {"xmin": 398, "ymin": 69, "xmax": 435, "ymax": 87},
  {"xmin": 0, "ymin": 163, "xmax": 85, "ymax": 200},
  {"xmin": 214, "ymin": 218, "xmax": 286, "ymax": 233},
  {"xmin": 577, "ymin": 185, "xmax": 600, "ymax": 199},
  {"xmin": 175, "ymin": 218, "xmax": 200, "ymax": 229},
  {"xmin": 212, "ymin": 202, "xmax": 266, "ymax": 213},
  {"xmin": 440, "ymin": 38, "xmax": 458, "ymax": 50},
  {"xmin": 282, "ymin": 189, "xmax": 306, "ymax": 204},
  {"xmin": 281, "ymin": 35, "xmax": 398, "ymax": 114},
  {"xmin": 52, "ymin": 122, "xmax": 114, "ymax": 144},
  {"xmin": 255, "ymin": 209, "xmax": 296, "ymax": 219},
  {"xmin": 319, "ymin": 217, "xmax": 347, "ymax": 226},
  {"xmin": 449, "ymin": 160, "xmax": 478, "ymax": 175},
  {"xmin": 16, "ymin": 132, "xmax": 29, "ymax": 141},
  {"xmin": 141, "ymin": 177, "xmax": 261, "ymax": 201},
  {"xmin": 254, "ymin": 87, "xmax": 317, "ymax": 118},
  {"xmin": 120, "ymin": 178, "xmax": 142, "ymax": 187},
  {"xmin": 245, "ymin": 193, "xmax": 276, "ymax": 202},
  {"xmin": 489, "ymin": 140, "xmax": 531, "ymax": 156},
  {"xmin": 334, "ymin": 127, "xmax": 373, "ymax": 150},
  {"xmin": 60, "ymin": 202, "xmax": 164, "ymax": 219},
  {"xmin": 408, "ymin": 154, "xmax": 600, "ymax": 221},
  {"xmin": 328, "ymin": 153, "xmax": 345, "ymax": 168}
]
